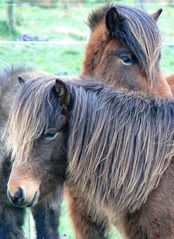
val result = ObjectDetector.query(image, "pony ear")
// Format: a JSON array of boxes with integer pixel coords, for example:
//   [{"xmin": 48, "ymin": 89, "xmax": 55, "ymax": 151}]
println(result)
[
  {"xmin": 54, "ymin": 79, "xmax": 71, "ymax": 108},
  {"xmin": 105, "ymin": 7, "xmax": 122, "ymax": 35},
  {"xmin": 151, "ymin": 8, "xmax": 163, "ymax": 22},
  {"xmin": 18, "ymin": 76, "xmax": 25, "ymax": 85}
]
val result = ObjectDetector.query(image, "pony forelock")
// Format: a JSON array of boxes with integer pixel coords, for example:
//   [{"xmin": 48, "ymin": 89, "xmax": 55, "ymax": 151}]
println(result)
[{"xmin": 3, "ymin": 77, "xmax": 58, "ymax": 163}]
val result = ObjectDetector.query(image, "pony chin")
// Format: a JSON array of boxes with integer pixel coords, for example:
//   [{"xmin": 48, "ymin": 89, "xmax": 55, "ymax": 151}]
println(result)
[{"xmin": 26, "ymin": 190, "xmax": 40, "ymax": 207}]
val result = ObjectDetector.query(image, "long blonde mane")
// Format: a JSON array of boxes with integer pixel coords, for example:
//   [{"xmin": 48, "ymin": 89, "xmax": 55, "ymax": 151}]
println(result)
[{"xmin": 67, "ymin": 82, "xmax": 174, "ymax": 212}]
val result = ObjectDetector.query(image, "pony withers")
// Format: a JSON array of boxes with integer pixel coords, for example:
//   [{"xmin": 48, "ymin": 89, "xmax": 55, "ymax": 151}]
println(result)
[{"xmin": 4, "ymin": 75, "xmax": 174, "ymax": 239}]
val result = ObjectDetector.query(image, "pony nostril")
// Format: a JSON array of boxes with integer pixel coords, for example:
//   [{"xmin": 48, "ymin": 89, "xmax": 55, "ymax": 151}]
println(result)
[
  {"xmin": 7, "ymin": 187, "xmax": 25, "ymax": 206},
  {"xmin": 14, "ymin": 187, "xmax": 24, "ymax": 203}
]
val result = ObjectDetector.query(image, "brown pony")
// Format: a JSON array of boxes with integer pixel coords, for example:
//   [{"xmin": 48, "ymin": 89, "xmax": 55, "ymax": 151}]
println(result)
[
  {"xmin": 4, "ymin": 76, "xmax": 174, "ymax": 239},
  {"xmin": 63, "ymin": 4, "xmax": 174, "ymax": 239},
  {"xmin": 0, "ymin": 65, "xmax": 63, "ymax": 239}
]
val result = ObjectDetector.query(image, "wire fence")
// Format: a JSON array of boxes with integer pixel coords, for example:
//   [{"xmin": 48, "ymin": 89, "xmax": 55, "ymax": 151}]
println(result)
[{"xmin": 0, "ymin": 40, "xmax": 174, "ymax": 46}]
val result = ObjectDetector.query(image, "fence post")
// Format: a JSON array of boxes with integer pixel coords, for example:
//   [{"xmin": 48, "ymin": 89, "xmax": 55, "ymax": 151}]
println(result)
[{"xmin": 7, "ymin": 0, "xmax": 15, "ymax": 33}]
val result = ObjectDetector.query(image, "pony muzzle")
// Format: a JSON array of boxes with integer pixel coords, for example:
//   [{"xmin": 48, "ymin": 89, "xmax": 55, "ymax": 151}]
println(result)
[
  {"xmin": 7, "ymin": 186, "xmax": 39, "ymax": 208},
  {"xmin": 7, "ymin": 173, "xmax": 40, "ymax": 207}
]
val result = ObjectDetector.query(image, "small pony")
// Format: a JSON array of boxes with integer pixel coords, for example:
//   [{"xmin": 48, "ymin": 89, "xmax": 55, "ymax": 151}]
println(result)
[
  {"xmin": 5, "ymin": 75, "xmax": 174, "ymax": 239},
  {"xmin": 0, "ymin": 65, "xmax": 62, "ymax": 239}
]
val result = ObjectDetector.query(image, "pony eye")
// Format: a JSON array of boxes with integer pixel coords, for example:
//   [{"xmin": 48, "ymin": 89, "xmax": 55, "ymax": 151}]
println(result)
[
  {"xmin": 44, "ymin": 130, "xmax": 57, "ymax": 140},
  {"xmin": 120, "ymin": 55, "xmax": 135, "ymax": 65}
]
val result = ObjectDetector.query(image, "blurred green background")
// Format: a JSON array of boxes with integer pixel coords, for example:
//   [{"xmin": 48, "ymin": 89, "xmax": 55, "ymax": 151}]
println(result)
[
  {"xmin": 0, "ymin": 0, "xmax": 174, "ymax": 74},
  {"xmin": 0, "ymin": 1, "xmax": 174, "ymax": 238}
]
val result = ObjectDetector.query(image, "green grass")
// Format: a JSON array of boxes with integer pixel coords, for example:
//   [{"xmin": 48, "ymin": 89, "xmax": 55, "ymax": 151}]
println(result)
[
  {"xmin": 0, "ymin": 1, "xmax": 174, "ymax": 42},
  {"xmin": 161, "ymin": 46, "xmax": 174, "ymax": 73},
  {"xmin": 0, "ymin": 21, "xmax": 19, "ymax": 40},
  {"xmin": 0, "ymin": 4, "xmax": 91, "ymax": 41},
  {"xmin": 0, "ymin": 44, "xmax": 84, "ymax": 74}
]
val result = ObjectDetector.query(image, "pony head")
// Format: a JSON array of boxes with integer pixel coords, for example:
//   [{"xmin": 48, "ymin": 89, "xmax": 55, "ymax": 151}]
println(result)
[
  {"xmin": 82, "ymin": 4, "xmax": 172, "ymax": 97},
  {"xmin": 5, "ymin": 77, "xmax": 71, "ymax": 207}
]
